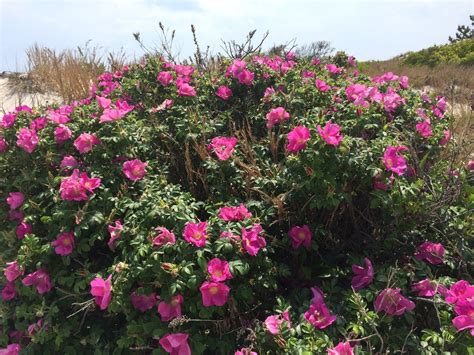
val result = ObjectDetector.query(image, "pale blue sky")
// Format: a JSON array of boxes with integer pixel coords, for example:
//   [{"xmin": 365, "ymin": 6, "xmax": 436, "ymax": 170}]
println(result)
[{"xmin": 0, "ymin": 0, "xmax": 472, "ymax": 71}]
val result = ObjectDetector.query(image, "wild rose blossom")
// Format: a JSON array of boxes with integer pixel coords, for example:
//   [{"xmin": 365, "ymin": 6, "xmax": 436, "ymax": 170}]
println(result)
[
  {"xmin": 439, "ymin": 130, "xmax": 451, "ymax": 146},
  {"xmin": 1, "ymin": 112, "xmax": 16, "ymax": 128},
  {"xmin": 374, "ymin": 288, "xmax": 415, "ymax": 316},
  {"xmin": 444, "ymin": 280, "xmax": 474, "ymax": 304},
  {"xmin": 51, "ymin": 232, "xmax": 75, "ymax": 256},
  {"xmin": 15, "ymin": 221, "xmax": 32, "ymax": 240},
  {"xmin": 382, "ymin": 88, "xmax": 404, "ymax": 112},
  {"xmin": 54, "ymin": 124, "xmax": 72, "ymax": 144},
  {"xmin": 288, "ymin": 225, "xmax": 312, "ymax": 249},
  {"xmin": 241, "ymin": 224, "xmax": 266, "ymax": 256},
  {"xmin": 159, "ymin": 333, "xmax": 191, "ymax": 355},
  {"xmin": 0, "ymin": 137, "xmax": 7, "ymax": 152},
  {"xmin": 73, "ymin": 133, "xmax": 100, "ymax": 154},
  {"xmin": 415, "ymin": 242, "xmax": 445, "ymax": 264},
  {"xmin": 416, "ymin": 119, "xmax": 432, "ymax": 138},
  {"xmin": 158, "ymin": 294, "xmax": 183, "ymax": 321},
  {"xmin": 174, "ymin": 64, "xmax": 194, "ymax": 77},
  {"xmin": 157, "ymin": 71, "xmax": 173, "ymax": 86},
  {"xmin": 304, "ymin": 301, "xmax": 337, "ymax": 329},
  {"xmin": 60, "ymin": 169, "xmax": 101, "ymax": 201},
  {"xmin": 130, "ymin": 290, "xmax": 156, "ymax": 312},
  {"xmin": 99, "ymin": 100, "xmax": 134, "ymax": 123},
  {"xmin": 90, "ymin": 275, "xmax": 112, "ymax": 310},
  {"xmin": 237, "ymin": 69, "xmax": 254, "ymax": 85},
  {"xmin": 16, "ymin": 128, "xmax": 39, "ymax": 153},
  {"xmin": 22, "ymin": 269, "xmax": 52, "ymax": 294},
  {"xmin": 183, "ymin": 221, "xmax": 208, "ymax": 247},
  {"xmin": 351, "ymin": 258, "xmax": 374, "ymax": 290},
  {"xmin": 6, "ymin": 192, "xmax": 24, "ymax": 210},
  {"xmin": 345, "ymin": 84, "xmax": 369, "ymax": 107},
  {"xmin": 177, "ymin": 83, "xmax": 196, "ymax": 97},
  {"xmin": 287, "ymin": 126, "xmax": 311, "ymax": 153},
  {"xmin": 30, "ymin": 117, "xmax": 47, "ymax": 131},
  {"xmin": 326, "ymin": 64, "xmax": 342, "ymax": 74},
  {"xmin": 317, "ymin": 121, "xmax": 343, "ymax": 146},
  {"xmin": 383, "ymin": 146, "xmax": 409, "ymax": 176},
  {"xmin": 316, "ymin": 78, "xmax": 330, "ymax": 92},
  {"xmin": 122, "ymin": 159, "xmax": 148, "ymax": 181},
  {"xmin": 0, "ymin": 343, "xmax": 21, "ymax": 355},
  {"xmin": 8, "ymin": 210, "xmax": 24, "ymax": 222},
  {"xmin": 152, "ymin": 227, "xmax": 176, "ymax": 248},
  {"xmin": 200, "ymin": 281, "xmax": 230, "ymax": 307},
  {"xmin": 452, "ymin": 299, "xmax": 474, "ymax": 337},
  {"xmin": 235, "ymin": 348, "xmax": 257, "ymax": 355},
  {"xmin": 60, "ymin": 155, "xmax": 79, "ymax": 169},
  {"xmin": 1, "ymin": 282, "xmax": 16, "ymax": 301},
  {"xmin": 411, "ymin": 279, "xmax": 437, "ymax": 297},
  {"xmin": 218, "ymin": 204, "xmax": 251, "ymax": 221},
  {"xmin": 216, "ymin": 85, "xmax": 232, "ymax": 100},
  {"xmin": 107, "ymin": 220, "xmax": 124, "ymax": 251},
  {"xmin": 96, "ymin": 96, "xmax": 111, "ymax": 109},
  {"xmin": 208, "ymin": 136, "xmax": 238, "ymax": 161},
  {"xmin": 207, "ymin": 258, "xmax": 233, "ymax": 282},
  {"xmin": 266, "ymin": 107, "xmax": 290, "ymax": 129},
  {"xmin": 264, "ymin": 311, "xmax": 291, "ymax": 335},
  {"xmin": 4, "ymin": 261, "xmax": 23, "ymax": 282},
  {"xmin": 327, "ymin": 342, "xmax": 354, "ymax": 355}
]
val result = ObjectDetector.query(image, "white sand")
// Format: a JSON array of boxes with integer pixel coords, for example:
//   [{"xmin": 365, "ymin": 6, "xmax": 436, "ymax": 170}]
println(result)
[{"xmin": 0, "ymin": 76, "xmax": 60, "ymax": 113}]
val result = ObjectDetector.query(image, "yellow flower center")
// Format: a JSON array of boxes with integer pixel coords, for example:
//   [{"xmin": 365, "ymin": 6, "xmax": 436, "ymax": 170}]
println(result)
[
  {"xmin": 209, "ymin": 286, "xmax": 219, "ymax": 295},
  {"xmin": 298, "ymin": 232, "xmax": 306, "ymax": 240}
]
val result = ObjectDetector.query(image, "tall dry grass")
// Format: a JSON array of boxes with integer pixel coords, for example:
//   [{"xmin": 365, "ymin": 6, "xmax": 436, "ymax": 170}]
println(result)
[{"xmin": 25, "ymin": 43, "xmax": 127, "ymax": 102}]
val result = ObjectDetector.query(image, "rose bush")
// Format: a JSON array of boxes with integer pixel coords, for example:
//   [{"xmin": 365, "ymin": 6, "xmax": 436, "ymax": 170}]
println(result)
[{"xmin": 0, "ymin": 52, "xmax": 472, "ymax": 354}]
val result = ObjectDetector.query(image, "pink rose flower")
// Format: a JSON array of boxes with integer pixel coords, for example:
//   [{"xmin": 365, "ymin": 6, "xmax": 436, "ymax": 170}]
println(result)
[
  {"xmin": 73, "ymin": 133, "xmax": 100, "ymax": 154},
  {"xmin": 158, "ymin": 294, "xmax": 183, "ymax": 321},
  {"xmin": 266, "ymin": 107, "xmax": 290, "ymax": 129},
  {"xmin": 216, "ymin": 85, "xmax": 232, "ymax": 100},
  {"xmin": 30, "ymin": 117, "xmax": 47, "ymax": 131},
  {"xmin": 414, "ymin": 242, "xmax": 445, "ymax": 265},
  {"xmin": 411, "ymin": 279, "xmax": 437, "ymax": 297},
  {"xmin": 444, "ymin": 280, "xmax": 474, "ymax": 304},
  {"xmin": 200, "ymin": 281, "xmax": 230, "ymax": 307},
  {"xmin": 60, "ymin": 155, "xmax": 79, "ymax": 169},
  {"xmin": 6, "ymin": 192, "xmax": 24, "ymax": 210},
  {"xmin": 157, "ymin": 71, "xmax": 173, "ymax": 86},
  {"xmin": 235, "ymin": 348, "xmax": 257, "ymax": 355},
  {"xmin": 207, "ymin": 258, "xmax": 233, "ymax": 282},
  {"xmin": 1, "ymin": 282, "xmax": 17, "ymax": 301},
  {"xmin": 241, "ymin": 224, "xmax": 266, "ymax": 256},
  {"xmin": 351, "ymin": 258, "xmax": 374, "ymax": 291},
  {"xmin": 416, "ymin": 120, "xmax": 433, "ymax": 138},
  {"xmin": 16, "ymin": 128, "xmax": 39, "ymax": 153},
  {"xmin": 107, "ymin": 220, "xmax": 124, "ymax": 251},
  {"xmin": 51, "ymin": 232, "xmax": 75, "ymax": 256},
  {"xmin": 439, "ymin": 130, "xmax": 451, "ymax": 146},
  {"xmin": 177, "ymin": 83, "xmax": 196, "ymax": 97},
  {"xmin": 152, "ymin": 227, "xmax": 176, "ymax": 247},
  {"xmin": 122, "ymin": 159, "xmax": 148, "ymax": 181},
  {"xmin": 304, "ymin": 301, "xmax": 337, "ymax": 329},
  {"xmin": 90, "ymin": 275, "xmax": 112, "ymax": 310},
  {"xmin": 317, "ymin": 121, "xmax": 343, "ymax": 146},
  {"xmin": 183, "ymin": 221, "xmax": 208, "ymax": 247},
  {"xmin": 1, "ymin": 112, "xmax": 16, "ymax": 128},
  {"xmin": 236, "ymin": 69, "xmax": 254, "ymax": 85},
  {"xmin": 326, "ymin": 64, "xmax": 342, "ymax": 74},
  {"xmin": 264, "ymin": 311, "xmax": 291, "ymax": 335},
  {"xmin": 22, "ymin": 269, "xmax": 52, "ymax": 294},
  {"xmin": 452, "ymin": 298, "xmax": 474, "ymax": 337},
  {"xmin": 287, "ymin": 126, "xmax": 311, "ymax": 153},
  {"xmin": 15, "ymin": 220, "xmax": 32, "ymax": 240},
  {"xmin": 0, "ymin": 343, "xmax": 21, "ymax": 355},
  {"xmin": 374, "ymin": 288, "xmax": 415, "ymax": 316},
  {"xmin": 130, "ymin": 290, "xmax": 156, "ymax": 312},
  {"xmin": 0, "ymin": 137, "xmax": 8, "ymax": 153},
  {"xmin": 96, "ymin": 96, "xmax": 111, "ymax": 109},
  {"xmin": 327, "ymin": 342, "xmax": 354, "ymax": 355},
  {"xmin": 4, "ymin": 261, "xmax": 23, "ymax": 282},
  {"xmin": 315, "ymin": 78, "xmax": 330, "ymax": 92},
  {"xmin": 383, "ymin": 146, "xmax": 409, "ymax": 176},
  {"xmin": 174, "ymin": 65, "xmax": 194, "ymax": 77},
  {"xmin": 54, "ymin": 125, "xmax": 72, "ymax": 144},
  {"xmin": 218, "ymin": 204, "xmax": 251, "ymax": 221},
  {"xmin": 159, "ymin": 333, "xmax": 191, "ymax": 355},
  {"xmin": 208, "ymin": 136, "xmax": 238, "ymax": 161},
  {"xmin": 60, "ymin": 169, "xmax": 101, "ymax": 201},
  {"xmin": 288, "ymin": 225, "xmax": 312, "ymax": 249}
]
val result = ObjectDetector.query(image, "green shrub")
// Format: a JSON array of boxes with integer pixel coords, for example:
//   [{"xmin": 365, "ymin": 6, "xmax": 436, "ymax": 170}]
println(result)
[{"xmin": 0, "ymin": 53, "xmax": 472, "ymax": 354}]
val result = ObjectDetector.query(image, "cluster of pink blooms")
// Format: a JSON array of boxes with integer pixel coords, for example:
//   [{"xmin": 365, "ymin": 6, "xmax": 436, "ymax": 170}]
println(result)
[
  {"xmin": 226, "ymin": 59, "xmax": 255, "ymax": 85},
  {"xmin": 107, "ymin": 220, "xmax": 124, "ymax": 250},
  {"xmin": 200, "ymin": 258, "xmax": 233, "ymax": 307},
  {"xmin": 444, "ymin": 280, "xmax": 474, "ymax": 336},
  {"xmin": 383, "ymin": 146, "xmax": 409, "ymax": 176},
  {"xmin": 218, "ymin": 204, "xmax": 252, "ymax": 221},
  {"xmin": 98, "ymin": 98, "xmax": 135, "ymax": 123},
  {"xmin": 60, "ymin": 169, "xmax": 101, "ymax": 201}
]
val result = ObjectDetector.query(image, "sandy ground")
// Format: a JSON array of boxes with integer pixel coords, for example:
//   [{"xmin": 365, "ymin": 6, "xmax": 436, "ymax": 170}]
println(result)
[{"xmin": 0, "ymin": 76, "xmax": 59, "ymax": 113}]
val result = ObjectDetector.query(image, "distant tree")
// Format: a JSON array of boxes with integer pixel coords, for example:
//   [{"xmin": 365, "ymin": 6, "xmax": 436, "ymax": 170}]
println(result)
[
  {"xmin": 448, "ymin": 15, "xmax": 473, "ymax": 43},
  {"xmin": 295, "ymin": 41, "xmax": 334, "ymax": 59}
]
